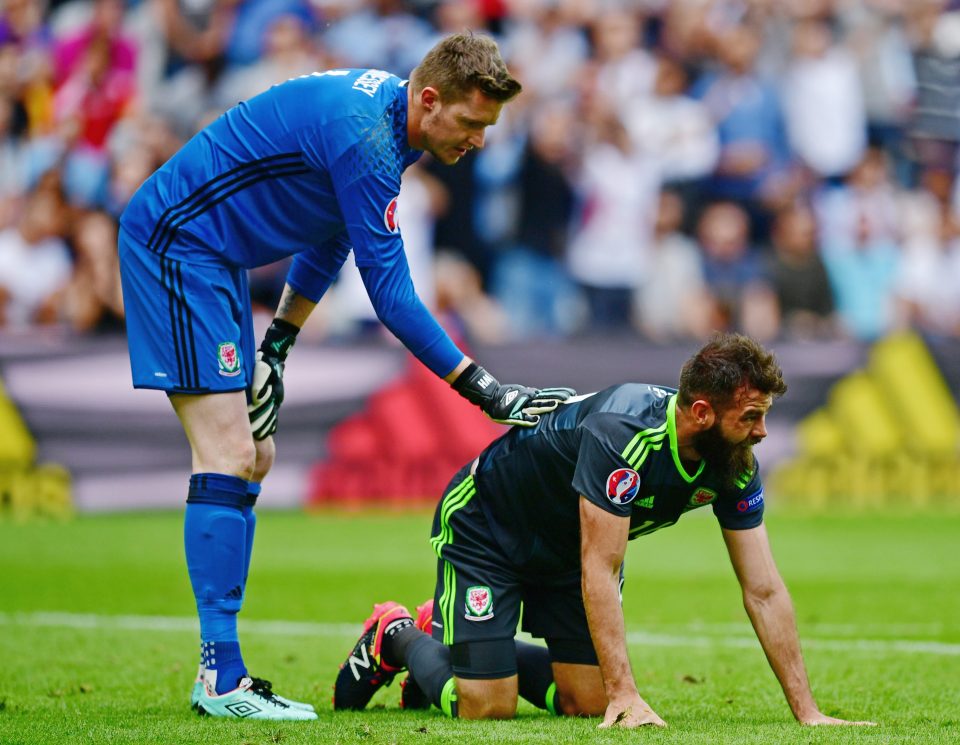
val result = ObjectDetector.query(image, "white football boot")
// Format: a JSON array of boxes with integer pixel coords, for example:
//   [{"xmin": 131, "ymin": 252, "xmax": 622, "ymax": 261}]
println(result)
[
  {"xmin": 190, "ymin": 665, "xmax": 315, "ymax": 712},
  {"xmin": 195, "ymin": 670, "xmax": 317, "ymax": 720}
]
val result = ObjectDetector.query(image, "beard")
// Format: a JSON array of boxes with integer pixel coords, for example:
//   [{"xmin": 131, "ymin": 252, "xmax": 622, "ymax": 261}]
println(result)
[{"xmin": 692, "ymin": 424, "xmax": 758, "ymax": 486}]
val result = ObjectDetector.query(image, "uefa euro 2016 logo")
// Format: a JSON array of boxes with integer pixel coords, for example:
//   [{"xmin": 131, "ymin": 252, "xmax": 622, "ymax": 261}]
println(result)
[{"xmin": 606, "ymin": 468, "xmax": 640, "ymax": 505}]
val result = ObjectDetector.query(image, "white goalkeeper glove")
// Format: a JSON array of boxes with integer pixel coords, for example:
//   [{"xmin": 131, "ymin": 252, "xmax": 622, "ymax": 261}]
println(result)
[
  {"xmin": 247, "ymin": 319, "xmax": 299, "ymax": 440},
  {"xmin": 451, "ymin": 362, "xmax": 576, "ymax": 427}
]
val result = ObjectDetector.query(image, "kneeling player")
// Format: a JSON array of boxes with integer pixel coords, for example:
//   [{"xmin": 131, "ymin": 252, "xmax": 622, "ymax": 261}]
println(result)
[{"xmin": 332, "ymin": 334, "xmax": 877, "ymax": 728}]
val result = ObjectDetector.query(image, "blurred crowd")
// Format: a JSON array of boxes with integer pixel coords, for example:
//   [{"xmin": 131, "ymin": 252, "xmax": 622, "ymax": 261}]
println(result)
[{"xmin": 2, "ymin": 0, "xmax": 960, "ymax": 343}]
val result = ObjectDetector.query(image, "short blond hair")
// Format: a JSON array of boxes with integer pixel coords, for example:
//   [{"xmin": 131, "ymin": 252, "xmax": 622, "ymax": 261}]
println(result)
[{"xmin": 410, "ymin": 32, "xmax": 521, "ymax": 103}]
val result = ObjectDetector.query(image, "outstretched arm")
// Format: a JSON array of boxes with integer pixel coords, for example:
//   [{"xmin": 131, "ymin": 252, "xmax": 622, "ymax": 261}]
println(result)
[
  {"xmin": 721, "ymin": 524, "xmax": 876, "ymax": 726},
  {"xmin": 580, "ymin": 497, "xmax": 666, "ymax": 728}
]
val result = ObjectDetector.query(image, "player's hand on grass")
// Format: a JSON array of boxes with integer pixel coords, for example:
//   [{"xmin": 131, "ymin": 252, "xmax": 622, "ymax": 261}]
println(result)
[
  {"xmin": 248, "ymin": 319, "xmax": 299, "ymax": 440},
  {"xmin": 452, "ymin": 363, "xmax": 576, "ymax": 427},
  {"xmin": 799, "ymin": 712, "xmax": 877, "ymax": 726},
  {"xmin": 598, "ymin": 696, "xmax": 666, "ymax": 729}
]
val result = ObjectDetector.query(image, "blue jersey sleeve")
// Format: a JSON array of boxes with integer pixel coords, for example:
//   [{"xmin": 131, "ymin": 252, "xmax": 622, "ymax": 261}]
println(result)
[
  {"xmin": 286, "ymin": 231, "xmax": 352, "ymax": 302},
  {"xmin": 358, "ymin": 255, "xmax": 462, "ymax": 377},
  {"xmin": 713, "ymin": 457, "xmax": 765, "ymax": 529}
]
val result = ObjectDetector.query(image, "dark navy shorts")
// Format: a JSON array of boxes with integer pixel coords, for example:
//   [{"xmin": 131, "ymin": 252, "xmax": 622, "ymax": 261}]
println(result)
[
  {"xmin": 430, "ymin": 465, "xmax": 602, "ymax": 668},
  {"xmin": 118, "ymin": 227, "xmax": 255, "ymax": 394}
]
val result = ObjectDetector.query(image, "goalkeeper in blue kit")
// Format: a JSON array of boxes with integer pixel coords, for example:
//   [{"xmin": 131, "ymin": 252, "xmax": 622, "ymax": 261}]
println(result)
[{"xmin": 117, "ymin": 33, "xmax": 573, "ymax": 720}]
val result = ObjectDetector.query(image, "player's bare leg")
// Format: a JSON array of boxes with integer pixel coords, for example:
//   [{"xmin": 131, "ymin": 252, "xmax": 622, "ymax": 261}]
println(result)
[
  {"xmin": 251, "ymin": 435, "xmax": 275, "ymax": 483},
  {"xmin": 455, "ymin": 676, "xmax": 518, "ymax": 719},
  {"xmin": 170, "ymin": 392, "xmax": 257, "ymax": 478},
  {"xmin": 552, "ymin": 662, "xmax": 607, "ymax": 716}
]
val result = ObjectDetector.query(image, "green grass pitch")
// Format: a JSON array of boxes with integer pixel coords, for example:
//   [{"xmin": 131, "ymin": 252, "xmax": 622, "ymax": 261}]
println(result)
[{"xmin": 0, "ymin": 507, "xmax": 958, "ymax": 744}]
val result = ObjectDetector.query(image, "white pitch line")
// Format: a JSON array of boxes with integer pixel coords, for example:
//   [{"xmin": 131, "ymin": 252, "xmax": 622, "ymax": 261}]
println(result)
[{"xmin": 1, "ymin": 611, "xmax": 958, "ymax": 656}]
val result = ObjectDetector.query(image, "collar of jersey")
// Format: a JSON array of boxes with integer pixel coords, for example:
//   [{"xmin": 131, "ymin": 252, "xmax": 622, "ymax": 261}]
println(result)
[{"xmin": 667, "ymin": 394, "xmax": 704, "ymax": 483}]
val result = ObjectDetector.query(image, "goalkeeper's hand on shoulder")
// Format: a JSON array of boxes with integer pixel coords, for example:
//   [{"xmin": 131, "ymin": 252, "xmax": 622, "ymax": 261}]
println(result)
[{"xmin": 451, "ymin": 362, "xmax": 576, "ymax": 427}]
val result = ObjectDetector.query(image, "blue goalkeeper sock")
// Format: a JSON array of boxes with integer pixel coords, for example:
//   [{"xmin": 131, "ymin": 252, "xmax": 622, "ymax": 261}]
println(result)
[
  {"xmin": 242, "ymin": 482, "xmax": 260, "ymax": 594},
  {"xmin": 185, "ymin": 473, "xmax": 250, "ymax": 694}
]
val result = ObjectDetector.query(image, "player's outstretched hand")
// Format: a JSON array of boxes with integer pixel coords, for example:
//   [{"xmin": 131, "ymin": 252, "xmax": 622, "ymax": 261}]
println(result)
[
  {"xmin": 799, "ymin": 712, "xmax": 877, "ymax": 726},
  {"xmin": 451, "ymin": 362, "xmax": 576, "ymax": 427},
  {"xmin": 247, "ymin": 319, "xmax": 299, "ymax": 440},
  {"xmin": 598, "ymin": 696, "xmax": 666, "ymax": 729}
]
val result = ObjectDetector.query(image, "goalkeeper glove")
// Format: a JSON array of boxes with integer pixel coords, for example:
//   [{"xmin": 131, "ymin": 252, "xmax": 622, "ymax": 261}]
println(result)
[
  {"xmin": 248, "ymin": 318, "xmax": 300, "ymax": 440},
  {"xmin": 451, "ymin": 362, "xmax": 576, "ymax": 427}
]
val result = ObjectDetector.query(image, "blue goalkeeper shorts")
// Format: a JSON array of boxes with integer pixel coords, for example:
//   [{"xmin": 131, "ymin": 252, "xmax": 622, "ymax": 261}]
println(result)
[{"xmin": 118, "ymin": 227, "xmax": 255, "ymax": 394}]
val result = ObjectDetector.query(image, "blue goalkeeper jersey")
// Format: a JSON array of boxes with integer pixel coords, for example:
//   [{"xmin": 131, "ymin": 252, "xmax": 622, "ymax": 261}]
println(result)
[
  {"xmin": 119, "ymin": 69, "xmax": 461, "ymax": 376},
  {"xmin": 474, "ymin": 385, "xmax": 765, "ymax": 572}
]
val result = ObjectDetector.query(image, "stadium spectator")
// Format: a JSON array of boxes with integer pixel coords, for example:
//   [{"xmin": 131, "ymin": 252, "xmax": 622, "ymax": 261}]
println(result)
[
  {"xmin": 895, "ymin": 202, "xmax": 960, "ymax": 338},
  {"xmin": 221, "ymin": 0, "xmax": 316, "ymax": 69},
  {"xmin": 434, "ymin": 248, "xmax": 509, "ymax": 344},
  {"xmin": 321, "ymin": 0, "xmax": 433, "ymax": 73},
  {"xmin": 634, "ymin": 189, "xmax": 711, "ymax": 342},
  {"xmin": 332, "ymin": 333, "xmax": 876, "ymax": 729},
  {"xmin": 695, "ymin": 201, "xmax": 778, "ymax": 341},
  {"xmin": 623, "ymin": 51, "xmax": 718, "ymax": 204},
  {"xmin": 905, "ymin": 1, "xmax": 960, "ymax": 179},
  {"xmin": 501, "ymin": 0, "xmax": 589, "ymax": 102},
  {"xmin": 588, "ymin": 5, "xmax": 655, "ymax": 104},
  {"xmin": 0, "ymin": 94, "xmax": 26, "ymax": 212},
  {"xmin": 0, "ymin": 175, "xmax": 71, "ymax": 328},
  {"xmin": 53, "ymin": 33, "xmax": 136, "ymax": 206},
  {"xmin": 116, "ymin": 33, "xmax": 573, "ymax": 721},
  {"xmin": 764, "ymin": 203, "xmax": 837, "ymax": 341},
  {"xmin": 56, "ymin": 208, "xmax": 124, "ymax": 332},
  {"xmin": 212, "ymin": 13, "xmax": 328, "ymax": 110},
  {"xmin": 820, "ymin": 205, "xmax": 901, "ymax": 342},
  {"xmin": 489, "ymin": 100, "xmax": 580, "ymax": 339},
  {"xmin": 781, "ymin": 16, "xmax": 867, "ymax": 181},
  {"xmin": 148, "ymin": 0, "xmax": 237, "ymax": 136},
  {"xmin": 51, "ymin": 0, "xmax": 136, "ymax": 87},
  {"xmin": 814, "ymin": 146, "xmax": 901, "ymax": 250},
  {"xmin": 841, "ymin": 1, "xmax": 916, "ymax": 182},
  {"xmin": 566, "ymin": 95, "xmax": 659, "ymax": 332},
  {"xmin": 425, "ymin": 151, "xmax": 486, "ymax": 279},
  {"xmin": 691, "ymin": 21, "xmax": 796, "ymax": 235}
]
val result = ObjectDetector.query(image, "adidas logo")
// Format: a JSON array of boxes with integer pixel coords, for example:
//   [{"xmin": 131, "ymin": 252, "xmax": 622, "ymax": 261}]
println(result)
[
  {"xmin": 636, "ymin": 495, "xmax": 655, "ymax": 509},
  {"xmin": 225, "ymin": 586, "xmax": 243, "ymax": 600}
]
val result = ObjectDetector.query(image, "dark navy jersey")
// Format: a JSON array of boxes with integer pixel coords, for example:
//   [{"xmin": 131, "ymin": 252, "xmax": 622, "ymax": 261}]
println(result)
[
  {"xmin": 119, "ymin": 69, "xmax": 461, "ymax": 376},
  {"xmin": 473, "ymin": 384, "xmax": 765, "ymax": 573}
]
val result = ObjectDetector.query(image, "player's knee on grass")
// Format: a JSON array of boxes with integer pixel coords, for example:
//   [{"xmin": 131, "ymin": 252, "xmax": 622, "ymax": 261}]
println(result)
[
  {"xmin": 251, "ymin": 436, "xmax": 275, "ymax": 483},
  {"xmin": 451, "ymin": 639, "xmax": 518, "ymax": 719},
  {"xmin": 548, "ymin": 639, "xmax": 606, "ymax": 717},
  {"xmin": 552, "ymin": 663, "xmax": 606, "ymax": 716},
  {"xmin": 455, "ymin": 676, "xmax": 518, "ymax": 719}
]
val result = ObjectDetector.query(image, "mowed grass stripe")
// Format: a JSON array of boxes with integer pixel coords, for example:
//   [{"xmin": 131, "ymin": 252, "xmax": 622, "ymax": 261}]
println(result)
[{"xmin": 3, "ymin": 610, "xmax": 957, "ymax": 656}]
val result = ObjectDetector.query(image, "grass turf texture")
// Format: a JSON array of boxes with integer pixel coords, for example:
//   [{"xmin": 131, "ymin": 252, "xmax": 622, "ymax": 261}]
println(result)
[{"xmin": 0, "ymin": 508, "xmax": 957, "ymax": 744}]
